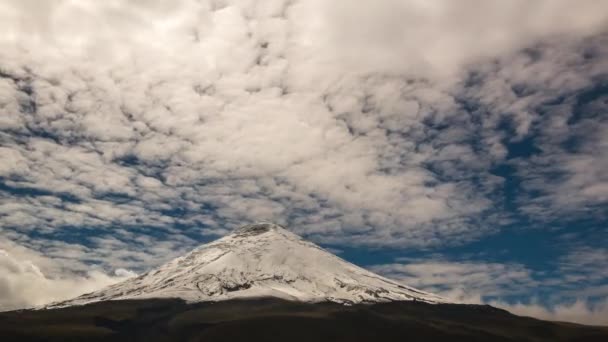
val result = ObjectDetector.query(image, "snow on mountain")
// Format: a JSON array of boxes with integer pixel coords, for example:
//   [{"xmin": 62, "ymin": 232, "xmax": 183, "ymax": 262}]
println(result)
[{"xmin": 49, "ymin": 223, "xmax": 447, "ymax": 308}]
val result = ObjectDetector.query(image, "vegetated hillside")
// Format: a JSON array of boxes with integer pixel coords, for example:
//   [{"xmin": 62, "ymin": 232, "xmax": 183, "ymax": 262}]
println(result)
[{"xmin": 1, "ymin": 298, "xmax": 606, "ymax": 342}]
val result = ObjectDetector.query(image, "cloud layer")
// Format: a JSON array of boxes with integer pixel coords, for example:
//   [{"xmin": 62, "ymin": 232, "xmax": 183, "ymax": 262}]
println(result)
[
  {"xmin": 1, "ymin": 0, "xmax": 606, "ymax": 248},
  {"xmin": 374, "ymin": 255, "xmax": 608, "ymax": 325}
]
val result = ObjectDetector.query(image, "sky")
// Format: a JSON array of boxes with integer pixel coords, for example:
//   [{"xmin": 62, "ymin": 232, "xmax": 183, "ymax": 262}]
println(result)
[{"xmin": 0, "ymin": 0, "xmax": 607, "ymax": 324}]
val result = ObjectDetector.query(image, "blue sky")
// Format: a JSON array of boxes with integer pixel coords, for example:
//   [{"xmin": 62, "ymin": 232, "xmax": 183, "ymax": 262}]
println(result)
[{"xmin": 0, "ymin": 0, "xmax": 607, "ymax": 323}]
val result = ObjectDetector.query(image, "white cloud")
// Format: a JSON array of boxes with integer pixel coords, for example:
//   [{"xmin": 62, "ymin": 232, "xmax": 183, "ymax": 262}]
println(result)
[
  {"xmin": 373, "ymin": 257, "xmax": 608, "ymax": 325},
  {"xmin": 0, "ymin": 243, "xmax": 135, "ymax": 311},
  {"xmin": 517, "ymin": 120, "xmax": 608, "ymax": 218},
  {"xmin": 372, "ymin": 260, "xmax": 537, "ymax": 303},
  {"xmin": 558, "ymin": 247, "xmax": 608, "ymax": 286},
  {"xmin": 0, "ymin": 0, "xmax": 605, "ymax": 248},
  {"xmin": 291, "ymin": 0, "xmax": 608, "ymax": 81},
  {"xmin": 492, "ymin": 299, "xmax": 608, "ymax": 326}
]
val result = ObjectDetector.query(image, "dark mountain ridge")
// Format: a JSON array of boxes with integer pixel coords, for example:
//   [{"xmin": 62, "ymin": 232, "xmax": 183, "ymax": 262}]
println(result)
[{"xmin": 1, "ymin": 297, "xmax": 606, "ymax": 341}]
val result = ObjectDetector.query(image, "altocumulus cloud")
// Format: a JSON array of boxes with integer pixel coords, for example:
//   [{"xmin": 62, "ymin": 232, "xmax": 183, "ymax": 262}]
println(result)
[
  {"xmin": 0, "ymin": 0, "xmax": 607, "ymax": 318},
  {"xmin": 373, "ymin": 256, "xmax": 608, "ymax": 325}
]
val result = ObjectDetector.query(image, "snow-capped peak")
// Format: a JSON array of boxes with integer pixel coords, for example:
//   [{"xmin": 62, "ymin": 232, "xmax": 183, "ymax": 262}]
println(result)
[{"xmin": 52, "ymin": 222, "xmax": 447, "ymax": 307}]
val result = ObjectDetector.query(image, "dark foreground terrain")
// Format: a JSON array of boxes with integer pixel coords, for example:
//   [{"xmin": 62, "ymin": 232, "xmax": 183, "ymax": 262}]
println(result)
[{"xmin": 0, "ymin": 298, "xmax": 606, "ymax": 341}]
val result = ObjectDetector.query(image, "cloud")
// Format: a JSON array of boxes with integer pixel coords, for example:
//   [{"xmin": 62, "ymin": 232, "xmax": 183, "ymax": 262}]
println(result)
[
  {"xmin": 292, "ymin": 0, "xmax": 608, "ymax": 80},
  {"xmin": 0, "ymin": 242, "xmax": 135, "ymax": 311},
  {"xmin": 373, "ymin": 256, "xmax": 608, "ymax": 325},
  {"xmin": 557, "ymin": 246, "xmax": 608, "ymax": 294},
  {"xmin": 0, "ymin": 5, "xmax": 603, "ymax": 247},
  {"xmin": 372, "ymin": 260, "xmax": 537, "ymax": 303},
  {"xmin": 491, "ymin": 298, "xmax": 608, "ymax": 326},
  {"xmin": 516, "ymin": 119, "xmax": 608, "ymax": 219}
]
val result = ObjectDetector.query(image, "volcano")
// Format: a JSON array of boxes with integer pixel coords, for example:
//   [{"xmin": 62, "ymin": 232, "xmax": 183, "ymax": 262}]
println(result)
[
  {"xmin": 51, "ymin": 222, "xmax": 445, "ymax": 307},
  {"xmin": 2, "ymin": 223, "xmax": 606, "ymax": 341}
]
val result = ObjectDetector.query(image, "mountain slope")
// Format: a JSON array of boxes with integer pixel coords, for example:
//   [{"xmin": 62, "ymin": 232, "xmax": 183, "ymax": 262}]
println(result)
[
  {"xmin": 4, "ymin": 298, "xmax": 608, "ymax": 342},
  {"xmin": 52, "ymin": 223, "xmax": 444, "ymax": 307}
]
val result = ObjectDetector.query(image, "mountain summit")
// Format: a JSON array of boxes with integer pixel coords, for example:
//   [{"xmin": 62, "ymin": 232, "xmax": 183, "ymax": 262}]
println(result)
[{"xmin": 53, "ymin": 223, "xmax": 446, "ymax": 307}]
